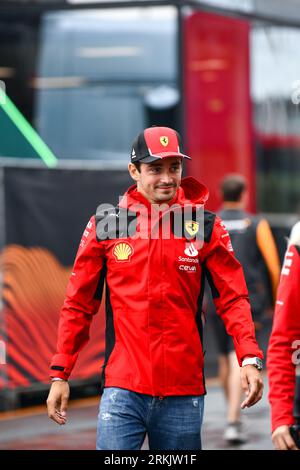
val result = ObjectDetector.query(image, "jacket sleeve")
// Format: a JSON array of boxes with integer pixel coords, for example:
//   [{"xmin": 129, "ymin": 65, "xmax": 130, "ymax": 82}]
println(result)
[
  {"xmin": 204, "ymin": 216, "xmax": 263, "ymax": 365},
  {"xmin": 267, "ymin": 243, "xmax": 300, "ymax": 432},
  {"xmin": 49, "ymin": 215, "xmax": 106, "ymax": 380}
]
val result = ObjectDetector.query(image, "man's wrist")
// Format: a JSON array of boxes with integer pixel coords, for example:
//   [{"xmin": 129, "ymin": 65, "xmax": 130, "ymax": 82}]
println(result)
[
  {"xmin": 51, "ymin": 377, "xmax": 67, "ymax": 382},
  {"xmin": 241, "ymin": 357, "xmax": 263, "ymax": 370}
]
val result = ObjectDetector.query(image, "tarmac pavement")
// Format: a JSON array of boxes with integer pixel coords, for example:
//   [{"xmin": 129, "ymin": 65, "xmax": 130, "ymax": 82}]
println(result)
[
  {"xmin": 0, "ymin": 375, "xmax": 273, "ymax": 450},
  {"xmin": 202, "ymin": 376, "xmax": 273, "ymax": 450}
]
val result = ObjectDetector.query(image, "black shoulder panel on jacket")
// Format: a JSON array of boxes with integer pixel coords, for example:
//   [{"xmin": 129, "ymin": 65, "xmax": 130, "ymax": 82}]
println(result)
[
  {"xmin": 94, "ymin": 261, "xmax": 107, "ymax": 301},
  {"xmin": 204, "ymin": 210, "xmax": 216, "ymax": 243},
  {"xmin": 203, "ymin": 263, "xmax": 220, "ymax": 299},
  {"xmin": 95, "ymin": 207, "xmax": 137, "ymax": 241}
]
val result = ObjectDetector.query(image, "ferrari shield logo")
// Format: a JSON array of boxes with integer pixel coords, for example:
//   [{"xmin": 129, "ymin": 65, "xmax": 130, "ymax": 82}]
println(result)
[
  {"xmin": 160, "ymin": 136, "xmax": 169, "ymax": 147},
  {"xmin": 185, "ymin": 220, "xmax": 199, "ymax": 237}
]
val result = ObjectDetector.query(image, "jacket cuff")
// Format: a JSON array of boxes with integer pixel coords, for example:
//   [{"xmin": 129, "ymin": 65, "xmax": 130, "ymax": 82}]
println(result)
[
  {"xmin": 236, "ymin": 346, "xmax": 264, "ymax": 366},
  {"xmin": 272, "ymin": 416, "xmax": 295, "ymax": 434},
  {"xmin": 49, "ymin": 353, "xmax": 78, "ymax": 380}
]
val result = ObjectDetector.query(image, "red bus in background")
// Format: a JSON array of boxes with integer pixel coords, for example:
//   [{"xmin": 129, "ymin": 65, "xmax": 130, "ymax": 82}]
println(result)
[{"xmin": 184, "ymin": 11, "xmax": 255, "ymax": 212}]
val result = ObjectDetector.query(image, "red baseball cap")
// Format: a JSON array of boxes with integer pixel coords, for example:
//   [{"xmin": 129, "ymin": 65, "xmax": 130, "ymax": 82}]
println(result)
[{"xmin": 131, "ymin": 126, "xmax": 191, "ymax": 163}]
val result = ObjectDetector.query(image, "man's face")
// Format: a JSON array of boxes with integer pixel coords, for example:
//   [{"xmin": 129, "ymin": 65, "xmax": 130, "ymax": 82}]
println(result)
[{"xmin": 128, "ymin": 157, "xmax": 182, "ymax": 204}]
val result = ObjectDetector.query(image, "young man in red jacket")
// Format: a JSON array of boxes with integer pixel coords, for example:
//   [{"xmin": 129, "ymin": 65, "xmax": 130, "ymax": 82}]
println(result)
[
  {"xmin": 267, "ymin": 221, "xmax": 300, "ymax": 450},
  {"xmin": 46, "ymin": 126, "xmax": 263, "ymax": 450}
]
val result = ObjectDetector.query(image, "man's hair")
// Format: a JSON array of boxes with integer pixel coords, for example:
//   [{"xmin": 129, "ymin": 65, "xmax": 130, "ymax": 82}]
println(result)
[
  {"xmin": 220, "ymin": 174, "xmax": 247, "ymax": 202},
  {"xmin": 133, "ymin": 162, "xmax": 141, "ymax": 173}
]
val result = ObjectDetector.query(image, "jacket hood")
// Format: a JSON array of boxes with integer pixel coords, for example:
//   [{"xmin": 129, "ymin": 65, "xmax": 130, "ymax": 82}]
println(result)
[
  {"xmin": 119, "ymin": 177, "xmax": 209, "ymax": 209},
  {"xmin": 179, "ymin": 177, "xmax": 209, "ymax": 205}
]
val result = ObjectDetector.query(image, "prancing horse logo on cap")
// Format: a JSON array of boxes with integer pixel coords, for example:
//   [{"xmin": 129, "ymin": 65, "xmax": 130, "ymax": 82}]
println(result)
[{"xmin": 160, "ymin": 136, "xmax": 169, "ymax": 147}]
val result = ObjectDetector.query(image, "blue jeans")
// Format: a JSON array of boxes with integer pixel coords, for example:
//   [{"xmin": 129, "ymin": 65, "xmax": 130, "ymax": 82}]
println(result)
[{"xmin": 96, "ymin": 387, "xmax": 204, "ymax": 450}]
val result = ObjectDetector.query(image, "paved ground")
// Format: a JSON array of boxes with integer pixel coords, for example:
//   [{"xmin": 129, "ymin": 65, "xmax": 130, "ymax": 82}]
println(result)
[
  {"xmin": 202, "ymin": 378, "xmax": 273, "ymax": 450},
  {"xmin": 0, "ymin": 375, "xmax": 273, "ymax": 450}
]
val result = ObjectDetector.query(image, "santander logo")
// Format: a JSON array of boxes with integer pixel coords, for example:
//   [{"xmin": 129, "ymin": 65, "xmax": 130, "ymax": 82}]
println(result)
[{"xmin": 184, "ymin": 243, "xmax": 198, "ymax": 257}]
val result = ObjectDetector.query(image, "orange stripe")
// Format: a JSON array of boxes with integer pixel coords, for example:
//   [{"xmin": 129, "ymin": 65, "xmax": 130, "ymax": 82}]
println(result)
[{"xmin": 256, "ymin": 219, "xmax": 281, "ymax": 303}]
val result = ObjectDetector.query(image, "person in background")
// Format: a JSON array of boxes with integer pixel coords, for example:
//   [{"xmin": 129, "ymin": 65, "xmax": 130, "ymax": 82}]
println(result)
[
  {"xmin": 267, "ymin": 221, "xmax": 300, "ymax": 450},
  {"xmin": 209, "ymin": 174, "xmax": 280, "ymax": 444}
]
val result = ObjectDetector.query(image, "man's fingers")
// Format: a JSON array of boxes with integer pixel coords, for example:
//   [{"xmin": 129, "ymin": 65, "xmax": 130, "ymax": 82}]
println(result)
[
  {"xmin": 46, "ymin": 382, "xmax": 69, "ymax": 425},
  {"xmin": 241, "ymin": 381, "xmax": 263, "ymax": 408},
  {"xmin": 46, "ymin": 397, "xmax": 55, "ymax": 419},
  {"xmin": 53, "ymin": 412, "xmax": 66, "ymax": 425},
  {"xmin": 281, "ymin": 429, "xmax": 298, "ymax": 450},
  {"xmin": 47, "ymin": 399, "xmax": 66, "ymax": 425},
  {"xmin": 273, "ymin": 434, "xmax": 289, "ymax": 450},
  {"xmin": 241, "ymin": 382, "xmax": 257, "ymax": 408},
  {"xmin": 60, "ymin": 394, "xmax": 69, "ymax": 419},
  {"xmin": 46, "ymin": 397, "xmax": 59, "ymax": 421},
  {"xmin": 248, "ymin": 381, "xmax": 263, "ymax": 406},
  {"xmin": 55, "ymin": 410, "xmax": 67, "ymax": 425},
  {"xmin": 240, "ymin": 376, "xmax": 251, "ymax": 408},
  {"xmin": 240, "ymin": 374, "xmax": 249, "ymax": 394},
  {"xmin": 242, "ymin": 393, "xmax": 261, "ymax": 409},
  {"xmin": 272, "ymin": 425, "xmax": 298, "ymax": 450},
  {"xmin": 247, "ymin": 393, "xmax": 262, "ymax": 408},
  {"xmin": 273, "ymin": 433, "xmax": 297, "ymax": 450},
  {"xmin": 285, "ymin": 434, "xmax": 298, "ymax": 450}
]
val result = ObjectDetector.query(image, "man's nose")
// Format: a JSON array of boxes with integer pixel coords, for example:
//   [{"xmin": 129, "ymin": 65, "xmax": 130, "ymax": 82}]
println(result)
[{"xmin": 160, "ymin": 172, "xmax": 174, "ymax": 183}]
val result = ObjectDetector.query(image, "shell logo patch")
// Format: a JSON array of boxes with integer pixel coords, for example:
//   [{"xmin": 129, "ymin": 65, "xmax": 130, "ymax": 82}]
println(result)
[
  {"xmin": 185, "ymin": 221, "xmax": 199, "ymax": 237},
  {"xmin": 160, "ymin": 136, "xmax": 169, "ymax": 147},
  {"xmin": 113, "ymin": 242, "xmax": 133, "ymax": 262}
]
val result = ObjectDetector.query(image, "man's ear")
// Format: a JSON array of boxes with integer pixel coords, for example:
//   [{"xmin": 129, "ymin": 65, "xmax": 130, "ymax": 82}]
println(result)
[{"xmin": 128, "ymin": 163, "xmax": 140, "ymax": 182}]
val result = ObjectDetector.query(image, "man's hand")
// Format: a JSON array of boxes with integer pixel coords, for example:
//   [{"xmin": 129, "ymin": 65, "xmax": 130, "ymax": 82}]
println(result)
[
  {"xmin": 46, "ymin": 380, "xmax": 70, "ymax": 425},
  {"xmin": 272, "ymin": 425, "xmax": 299, "ymax": 450},
  {"xmin": 240, "ymin": 365, "xmax": 264, "ymax": 409}
]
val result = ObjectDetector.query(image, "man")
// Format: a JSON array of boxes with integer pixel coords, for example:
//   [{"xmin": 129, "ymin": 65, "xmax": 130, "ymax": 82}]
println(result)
[
  {"xmin": 209, "ymin": 174, "xmax": 280, "ymax": 444},
  {"xmin": 267, "ymin": 221, "xmax": 300, "ymax": 450},
  {"xmin": 46, "ymin": 126, "xmax": 263, "ymax": 450}
]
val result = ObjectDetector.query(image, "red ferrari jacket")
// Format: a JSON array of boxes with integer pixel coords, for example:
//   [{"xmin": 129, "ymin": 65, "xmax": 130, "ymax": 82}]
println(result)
[
  {"xmin": 267, "ymin": 224, "xmax": 300, "ymax": 432},
  {"xmin": 50, "ymin": 177, "xmax": 262, "ymax": 396}
]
